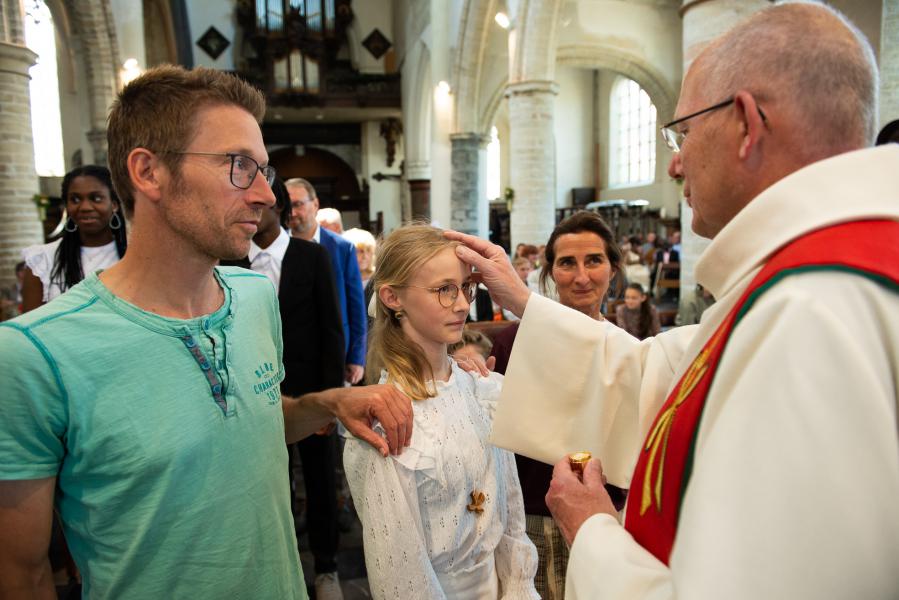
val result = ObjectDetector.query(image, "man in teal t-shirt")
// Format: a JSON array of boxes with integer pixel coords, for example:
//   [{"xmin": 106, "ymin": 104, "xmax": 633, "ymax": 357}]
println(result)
[{"xmin": 0, "ymin": 66, "xmax": 413, "ymax": 599}]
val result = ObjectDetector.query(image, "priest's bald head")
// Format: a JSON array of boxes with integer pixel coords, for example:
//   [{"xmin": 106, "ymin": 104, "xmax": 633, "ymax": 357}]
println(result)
[{"xmin": 664, "ymin": 1, "xmax": 878, "ymax": 238}]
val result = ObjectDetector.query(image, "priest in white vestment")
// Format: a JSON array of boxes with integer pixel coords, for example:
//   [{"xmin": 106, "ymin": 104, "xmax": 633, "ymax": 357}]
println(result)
[{"xmin": 448, "ymin": 4, "xmax": 899, "ymax": 599}]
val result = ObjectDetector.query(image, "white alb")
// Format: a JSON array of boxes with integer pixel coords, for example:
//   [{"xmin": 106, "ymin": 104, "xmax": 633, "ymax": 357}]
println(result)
[{"xmin": 343, "ymin": 360, "xmax": 539, "ymax": 599}]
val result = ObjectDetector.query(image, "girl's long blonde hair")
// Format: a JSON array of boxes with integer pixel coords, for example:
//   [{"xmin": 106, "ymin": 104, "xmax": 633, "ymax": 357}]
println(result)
[{"xmin": 366, "ymin": 223, "xmax": 460, "ymax": 400}]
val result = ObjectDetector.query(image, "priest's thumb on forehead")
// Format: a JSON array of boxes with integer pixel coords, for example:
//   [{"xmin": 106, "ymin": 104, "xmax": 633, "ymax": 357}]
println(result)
[{"xmin": 455, "ymin": 245, "xmax": 487, "ymax": 268}]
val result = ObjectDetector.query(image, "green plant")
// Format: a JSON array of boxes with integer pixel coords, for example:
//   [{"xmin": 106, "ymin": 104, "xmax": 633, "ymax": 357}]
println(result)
[{"xmin": 503, "ymin": 187, "xmax": 514, "ymax": 211}]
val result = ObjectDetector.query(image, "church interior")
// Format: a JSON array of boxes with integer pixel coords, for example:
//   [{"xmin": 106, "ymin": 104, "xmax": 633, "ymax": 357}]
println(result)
[
  {"xmin": 0, "ymin": 1, "xmax": 896, "ymax": 597},
  {"xmin": 0, "ymin": 0, "xmax": 893, "ymax": 305}
]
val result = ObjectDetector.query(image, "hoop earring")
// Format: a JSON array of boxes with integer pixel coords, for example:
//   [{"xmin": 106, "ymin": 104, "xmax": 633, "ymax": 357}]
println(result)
[
  {"xmin": 109, "ymin": 213, "xmax": 122, "ymax": 230},
  {"xmin": 64, "ymin": 219, "xmax": 78, "ymax": 233}
]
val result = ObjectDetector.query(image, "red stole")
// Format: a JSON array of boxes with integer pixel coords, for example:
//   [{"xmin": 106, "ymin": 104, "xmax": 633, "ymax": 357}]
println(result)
[{"xmin": 623, "ymin": 220, "xmax": 899, "ymax": 565}]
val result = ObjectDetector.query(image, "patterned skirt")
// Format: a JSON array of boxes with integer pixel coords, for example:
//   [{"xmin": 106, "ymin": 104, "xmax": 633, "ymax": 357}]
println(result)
[{"xmin": 525, "ymin": 514, "xmax": 569, "ymax": 600}]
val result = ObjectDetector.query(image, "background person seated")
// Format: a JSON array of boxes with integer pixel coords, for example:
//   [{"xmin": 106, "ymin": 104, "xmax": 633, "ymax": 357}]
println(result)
[
  {"xmin": 449, "ymin": 327, "xmax": 494, "ymax": 362},
  {"xmin": 615, "ymin": 283, "xmax": 661, "ymax": 340}
]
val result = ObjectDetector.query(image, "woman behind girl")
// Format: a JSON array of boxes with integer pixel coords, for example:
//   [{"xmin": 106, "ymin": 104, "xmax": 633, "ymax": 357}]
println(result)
[
  {"xmin": 21, "ymin": 165, "xmax": 127, "ymax": 312},
  {"xmin": 489, "ymin": 210, "xmax": 624, "ymax": 600},
  {"xmin": 343, "ymin": 227, "xmax": 377, "ymax": 288},
  {"xmin": 615, "ymin": 282, "xmax": 661, "ymax": 340},
  {"xmin": 344, "ymin": 223, "xmax": 538, "ymax": 599}
]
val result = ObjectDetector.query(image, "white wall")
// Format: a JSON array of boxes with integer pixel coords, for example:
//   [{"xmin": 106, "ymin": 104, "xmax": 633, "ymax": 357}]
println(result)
[
  {"xmin": 361, "ymin": 121, "xmax": 403, "ymax": 232},
  {"xmin": 476, "ymin": 17, "xmax": 510, "ymax": 133},
  {"xmin": 553, "ymin": 65, "xmax": 594, "ymax": 207},
  {"xmin": 429, "ymin": 0, "xmax": 452, "ymax": 229},
  {"xmin": 570, "ymin": 0, "xmax": 682, "ymax": 95},
  {"xmin": 350, "ymin": 0, "xmax": 394, "ymax": 74},
  {"xmin": 108, "ymin": 0, "xmax": 146, "ymax": 71},
  {"xmin": 185, "ymin": 1, "xmax": 236, "ymax": 70}
]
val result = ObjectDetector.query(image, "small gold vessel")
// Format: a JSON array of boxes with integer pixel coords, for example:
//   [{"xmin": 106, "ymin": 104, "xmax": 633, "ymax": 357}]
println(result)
[{"xmin": 568, "ymin": 451, "xmax": 592, "ymax": 480}]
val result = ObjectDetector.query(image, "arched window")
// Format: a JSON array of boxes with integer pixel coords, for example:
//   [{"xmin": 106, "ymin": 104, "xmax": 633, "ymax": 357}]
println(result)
[
  {"xmin": 25, "ymin": 1, "xmax": 64, "ymax": 176},
  {"xmin": 609, "ymin": 77, "xmax": 656, "ymax": 187},
  {"xmin": 486, "ymin": 126, "xmax": 501, "ymax": 200}
]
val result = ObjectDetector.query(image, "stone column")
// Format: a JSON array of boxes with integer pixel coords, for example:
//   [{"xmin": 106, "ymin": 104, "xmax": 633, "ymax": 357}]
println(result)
[
  {"xmin": 506, "ymin": 80, "xmax": 558, "ymax": 248},
  {"xmin": 449, "ymin": 132, "xmax": 488, "ymax": 235},
  {"xmin": 677, "ymin": 0, "xmax": 771, "ymax": 298},
  {"xmin": 0, "ymin": 31, "xmax": 43, "ymax": 293},
  {"xmin": 71, "ymin": 0, "xmax": 120, "ymax": 165},
  {"xmin": 0, "ymin": 0, "xmax": 25, "ymax": 45},
  {"xmin": 881, "ymin": 0, "xmax": 899, "ymax": 127},
  {"xmin": 87, "ymin": 128, "xmax": 108, "ymax": 166}
]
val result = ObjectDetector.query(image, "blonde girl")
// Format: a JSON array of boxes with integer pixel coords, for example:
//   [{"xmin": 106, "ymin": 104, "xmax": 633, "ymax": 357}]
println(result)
[{"xmin": 343, "ymin": 224, "xmax": 538, "ymax": 599}]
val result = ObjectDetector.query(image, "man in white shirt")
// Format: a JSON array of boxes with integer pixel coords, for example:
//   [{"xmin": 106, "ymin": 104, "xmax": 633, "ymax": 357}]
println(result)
[{"xmin": 449, "ymin": 3, "xmax": 899, "ymax": 599}]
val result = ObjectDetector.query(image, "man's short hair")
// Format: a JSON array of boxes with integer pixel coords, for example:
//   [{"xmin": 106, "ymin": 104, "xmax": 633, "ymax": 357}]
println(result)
[
  {"xmin": 283, "ymin": 178, "xmax": 318, "ymax": 202},
  {"xmin": 698, "ymin": 1, "xmax": 878, "ymax": 151},
  {"xmin": 107, "ymin": 65, "xmax": 267, "ymax": 216}
]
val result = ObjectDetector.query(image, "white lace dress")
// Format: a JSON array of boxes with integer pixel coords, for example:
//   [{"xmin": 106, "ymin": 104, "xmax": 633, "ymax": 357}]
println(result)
[
  {"xmin": 21, "ymin": 239, "xmax": 119, "ymax": 302},
  {"xmin": 343, "ymin": 361, "xmax": 539, "ymax": 599}
]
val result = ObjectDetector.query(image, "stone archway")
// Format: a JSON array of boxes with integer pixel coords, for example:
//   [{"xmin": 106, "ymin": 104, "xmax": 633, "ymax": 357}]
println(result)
[
  {"xmin": 479, "ymin": 79, "xmax": 506, "ymax": 139},
  {"xmin": 401, "ymin": 38, "xmax": 432, "ymax": 219},
  {"xmin": 62, "ymin": 0, "xmax": 120, "ymax": 165},
  {"xmin": 453, "ymin": 0, "xmax": 497, "ymax": 134},
  {"xmin": 269, "ymin": 146, "xmax": 371, "ymax": 230},
  {"xmin": 556, "ymin": 44, "xmax": 678, "ymax": 123}
]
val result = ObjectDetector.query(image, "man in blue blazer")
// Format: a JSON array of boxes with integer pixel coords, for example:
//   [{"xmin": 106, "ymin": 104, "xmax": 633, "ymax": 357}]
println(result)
[{"xmin": 285, "ymin": 178, "xmax": 366, "ymax": 384}]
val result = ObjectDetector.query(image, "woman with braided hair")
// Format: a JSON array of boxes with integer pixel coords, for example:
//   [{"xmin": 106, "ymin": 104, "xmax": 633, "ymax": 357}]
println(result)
[{"xmin": 21, "ymin": 165, "xmax": 127, "ymax": 312}]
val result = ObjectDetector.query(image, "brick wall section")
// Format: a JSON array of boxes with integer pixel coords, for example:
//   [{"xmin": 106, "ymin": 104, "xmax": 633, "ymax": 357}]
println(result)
[
  {"xmin": 507, "ymin": 81, "xmax": 558, "ymax": 248},
  {"xmin": 881, "ymin": 0, "xmax": 899, "ymax": 127},
  {"xmin": 450, "ymin": 133, "xmax": 487, "ymax": 235},
  {"xmin": 1, "ymin": 0, "xmax": 25, "ymax": 45},
  {"xmin": 0, "ymin": 40, "xmax": 42, "ymax": 292}
]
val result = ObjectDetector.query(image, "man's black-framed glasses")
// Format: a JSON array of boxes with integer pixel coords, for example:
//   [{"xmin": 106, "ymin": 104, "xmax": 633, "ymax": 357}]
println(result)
[
  {"xmin": 660, "ymin": 97, "xmax": 736, "ymax": 153},
  {"xmin": 661, "ymin": 96, "xmax": 768, "ymax": 153},
  {"xmin": 163, "ymin": 151, "xmax": 276, "ymax": 189},
  {"xmin": 404, "ymin": 282, "xmax": 477, "ymax": 308}
]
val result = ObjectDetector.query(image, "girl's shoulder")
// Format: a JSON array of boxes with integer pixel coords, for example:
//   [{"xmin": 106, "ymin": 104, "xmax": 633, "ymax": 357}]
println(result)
[
  {"xmin": 446, "ymin": 359, "xmax": 504, "ymax": 414},
  {"xmin": 21, "ymin": 239, "xmax": 62, "ymax": 282},
  {"xmin": 22, "ymin": 239, "xmax": 61, "ymax": 265}
]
